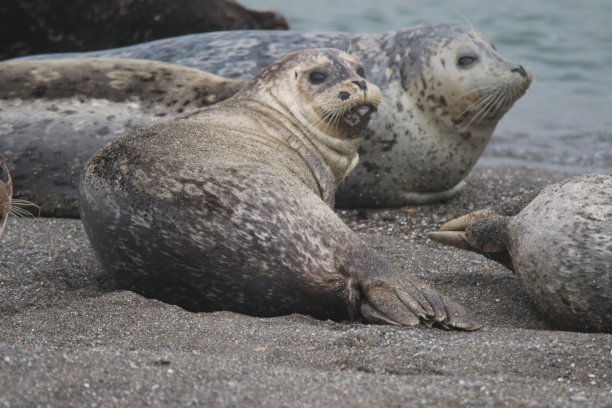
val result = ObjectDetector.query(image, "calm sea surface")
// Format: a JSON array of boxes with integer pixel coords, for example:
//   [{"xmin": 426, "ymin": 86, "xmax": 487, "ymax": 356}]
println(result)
[{"xmin": 243, "ymin": 0, "xmax": 612, "ymax": 172}]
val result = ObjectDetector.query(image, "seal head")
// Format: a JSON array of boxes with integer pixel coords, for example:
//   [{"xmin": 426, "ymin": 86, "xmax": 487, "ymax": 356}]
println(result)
[{"xmin": 338, "ymin": 24, "xmax": 533, "ymax": 206}]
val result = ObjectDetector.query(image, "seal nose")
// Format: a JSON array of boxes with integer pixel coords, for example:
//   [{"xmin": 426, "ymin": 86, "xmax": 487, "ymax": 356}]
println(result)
[
  {"xmin": 511, "ymin": 65, "xmax": 528, "ymax": 78},
  {"xmin": 352, "ymin": 80, "xmax": 367, "ymax": 91}
]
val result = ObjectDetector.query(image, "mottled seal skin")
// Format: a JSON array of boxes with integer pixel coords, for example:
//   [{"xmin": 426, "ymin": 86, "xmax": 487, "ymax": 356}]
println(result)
[
  {"xmin": 1, "ymin": 0, "xmax": 288, "ymax": 60},
  {"xmin": 0, "ymin": 156, "xmax": 12, "ymax": 238},
  {"xmin": 0, "ymin": 58, "xmax": 242, "ymax": 217},
  {"xmin": 34, "ymin": 23, "xmax": 532, "ymax": 208},
  {"xmin": 81, "ymin": 48, "xmax": 480, "ymax": 330},
  {"xmin": 429, "ymin": 174, "xmax": 612, "ymax": 333}
]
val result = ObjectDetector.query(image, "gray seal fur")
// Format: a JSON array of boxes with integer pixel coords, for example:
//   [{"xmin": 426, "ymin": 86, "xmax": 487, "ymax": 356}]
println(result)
[
  {"xmin": 0, "ymin": 58, "xmax": 242, "ymax": 217},
  {"xmin": 80, "ymin": 48, "xmax": 480, "ymax": 330},
  {"xmin": 429, "ymin": 174, "xmax": 612, "ymax": 332},
  {"xmin": 16, "ymin": 23, "xmax": 532, "ymax": 212}
]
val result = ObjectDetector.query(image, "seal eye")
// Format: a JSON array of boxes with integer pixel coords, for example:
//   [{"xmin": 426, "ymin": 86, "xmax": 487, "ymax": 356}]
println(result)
[
  {"xmin": 0, "ymin": 166, "xmax": 7, "ymax": 183},
  {"xmin": 356, "ymin": 67, "xmax": 366, "ymax": 78},
  {"xmin": 308, "ymin": 71, "xmax": 327, "ymax": 84},
  {"xmin": 457, "ymin": 56, "xmax": 478, "ymax": 67}
]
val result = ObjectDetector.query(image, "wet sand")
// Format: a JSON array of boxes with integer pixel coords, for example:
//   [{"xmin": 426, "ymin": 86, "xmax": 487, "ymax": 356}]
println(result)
[{"xmin": 1, "ymin": 165, "xmax": 610, "ymax": 407}]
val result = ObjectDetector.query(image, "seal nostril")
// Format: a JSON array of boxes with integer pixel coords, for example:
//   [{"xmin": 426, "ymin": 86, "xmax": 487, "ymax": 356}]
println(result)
[
  {"xmin": 352, "ymin": 80, "xmax": 367, "ymax": 91},
  {"xmin": 338, "ymin": 91, "xmax": 350, "ymax": 101},
  {"xmin": 511, "ymin": 65, "xmax": 528, "ymax": 78}
]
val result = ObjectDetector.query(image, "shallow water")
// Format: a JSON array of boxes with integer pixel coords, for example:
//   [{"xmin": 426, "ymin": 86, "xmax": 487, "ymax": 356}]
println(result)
[{"xmin": 244, "ymin": 0, "xmax": 612, "ymax": 172}]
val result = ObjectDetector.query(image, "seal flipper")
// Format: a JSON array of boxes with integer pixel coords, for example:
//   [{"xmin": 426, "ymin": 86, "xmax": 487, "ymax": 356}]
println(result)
[
  {"xmin": 357, "ymin": 275, "xmax": 482, "ymax": 331},
  {"xmin": 429, "ymin": 215, "xmax": 514, "ymax": 271},
  {"xmin": 344, "ymin": 247, "xmax": 482, "ymax": 330}
]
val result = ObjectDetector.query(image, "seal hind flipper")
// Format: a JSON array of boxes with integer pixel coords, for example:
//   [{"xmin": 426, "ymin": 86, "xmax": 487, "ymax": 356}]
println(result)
[
  {"xmin": 429, "ymin": 189, "xmax": 546, "ymax": 270},
  {"xmin": 429, "ymin": 215, "xmax": 514, "ymax": 271},
  {"xmin": 353, "ymin": 270, "xmax": 482, "ymax": 330}
]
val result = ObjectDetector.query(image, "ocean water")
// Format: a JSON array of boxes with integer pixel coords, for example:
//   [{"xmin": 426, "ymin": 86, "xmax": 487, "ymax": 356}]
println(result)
[{"xmin": 243, "ymin": 0, "xmax": 612, "ymax": 172}]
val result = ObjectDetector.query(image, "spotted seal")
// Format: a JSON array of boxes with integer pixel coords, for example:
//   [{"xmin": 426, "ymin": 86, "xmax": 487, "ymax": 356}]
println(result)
[
  {"xmin": 26, "ymin": 23, "xmax": 532, "ymax": 209},
  {"xmin": 429, "ymin": 174, "xmax": 612, "ymax": 332},
  {"xmin": 80, "ymin": 48, "xmax": 480, "ymax": 330},
  {"xmin": 0, "ymin": 156, "xmax": 12, "ymax": 238},
  {"xmin": 0, "ymin": 58, "xmax": 242, "ymax": 217}
]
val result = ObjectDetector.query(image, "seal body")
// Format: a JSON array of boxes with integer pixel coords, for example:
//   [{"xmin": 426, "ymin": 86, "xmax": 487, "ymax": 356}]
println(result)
[
  {"xmin": 33, "ymin": 23, "xmax": 532, "ymax": 208},
  {"xmin": 0, "ymin": 58, "xmax": 242, "ymax": 217},
  {"xmin": 80, "ymin": 48, "xmax": 479, "ymax": 330},
  {"xmin": 0, "ymin": 156, "xmax": 12, "ymax": 237},
  {"xmin": 430, "ymin": 174, "xmax": 612, "ymax": 332}
]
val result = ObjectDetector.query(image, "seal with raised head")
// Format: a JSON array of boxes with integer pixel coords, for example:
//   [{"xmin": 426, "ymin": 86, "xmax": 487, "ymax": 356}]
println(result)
[
  {"xmin": 0, "ymin": 156, "xmax": 12, "ymax": 238},
  {"xmin": 11, "ymin": 24, "xmax": 532, "ymax": 215},
  {"xmin": 31, "ymin": 23, "xmax": 532, "ymax": 209},
  {"xmin": 80, "ymin": 48, "xmax": 480, "ymax": 330},
  {"xmin": 429, "ymin": 174, "xmax": 612, "ymax": 333},
  {"xmin": 0, "ymin": 58, "xmax": 242, "ymax": 217}
]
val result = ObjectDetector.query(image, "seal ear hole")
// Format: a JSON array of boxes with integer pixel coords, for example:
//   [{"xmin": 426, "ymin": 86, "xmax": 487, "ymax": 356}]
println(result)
[
  {"xmin": 356, "ymin": 67, "xmax": 366, "ymax": 78},
  {"xmin": 457, "ymin": 56, "xmax": 478, "ymax": 67},
  {"xmin": 308, "ymin": 70, "xmax": 328, "ymax": 84}
]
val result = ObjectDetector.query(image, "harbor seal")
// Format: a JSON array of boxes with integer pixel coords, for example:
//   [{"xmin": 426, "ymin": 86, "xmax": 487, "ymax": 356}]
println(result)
[
  {"xmin": 80, "ymin": 48, "xmax": 480, "ymax": 330},
  {"xmin": 429, "ymin": 174, "xmax": 612, "ymax": 332},
  {"xmin": 0, "ymin": 156, "xmax": 12, "ymax": 238},
  {"xmin": 0, "ymin": 58, "xmax": 242, "ymax": 217},
  {"xmin": 26, "ymin": 23, "xmax": 532, "ymax": 209}
]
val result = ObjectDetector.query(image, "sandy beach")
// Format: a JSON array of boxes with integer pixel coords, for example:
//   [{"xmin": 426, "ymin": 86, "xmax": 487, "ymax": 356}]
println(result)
[{"xmin": 1, "ymin": 164, "xmax": 610, "ymax": 407}]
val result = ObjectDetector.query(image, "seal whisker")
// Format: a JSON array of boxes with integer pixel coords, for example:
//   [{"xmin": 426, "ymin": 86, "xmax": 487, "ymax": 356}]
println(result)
[
  {"xmin": 462, "ymin": 94, "xmax": 497, "ymax": 129},
  {"xmin": 457, "ymin": 93, "xmax": 493, "ymax": 121},
  {"xmin": 460, "ymin": 14, "xmax": 480, "ymax": 36},
  {"xmin": 475, "ymin": 94, "xmax": 501, "ymax": 124},
  {"xmin": 8, "ymin": 207, "xmax": 36, "ymax": 219}
]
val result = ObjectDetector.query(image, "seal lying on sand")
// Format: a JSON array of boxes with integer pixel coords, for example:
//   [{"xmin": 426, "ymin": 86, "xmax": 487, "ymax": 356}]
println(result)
[
  {"xmin": 429, "ymin": 174, "xmax": 612, "ymax": 333},
  {"xmin": 0, "ymin": 156, "xmax": 12, "ymax": 238},
  {"xmin": 0, "ymin": 58, "xmax": 242, "ymax": 217},
  {"xmin": 81, "ymin": 48, "xmax": 480, "ymax": 330},
  {"xmin": 15, "ymin": 23, "xmax": 532, "ymax": 213}
]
